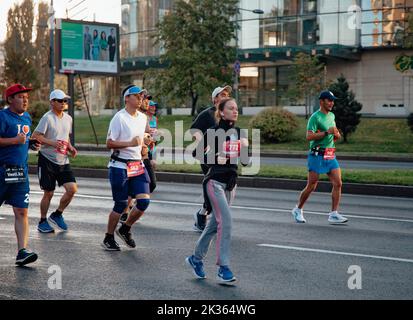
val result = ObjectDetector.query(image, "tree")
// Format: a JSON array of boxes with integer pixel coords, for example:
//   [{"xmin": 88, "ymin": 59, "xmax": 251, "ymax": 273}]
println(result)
[
  {"xmin": 3, "ymin": 0, "xmax": 39, "ymax": 89},
  {"xmin": 329, "ymin": 74, "xmax": 362, "ymax": 143},
  {"xmin": 403, "ymin": 12, "xmax": 413, "ymax": 49},
  {"xmin": 33, "ymin": 2, "xmax": 50, "ymax": 99},
  {"xmin": 288, "ymin": 52, "xmax": 325, "ymax": 119},
  {"xmin": 407, "ymin": 113, "xmax": 413, "ymax": 134},
  {"xmin": 145, "ymin": 0, "xmax": 238, "ymax": 116}
]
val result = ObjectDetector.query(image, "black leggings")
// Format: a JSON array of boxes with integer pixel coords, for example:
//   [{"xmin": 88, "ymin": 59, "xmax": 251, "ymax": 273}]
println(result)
[{"xmin": 143, "ymin": 158, "xmax": 157, "ymax": 193}]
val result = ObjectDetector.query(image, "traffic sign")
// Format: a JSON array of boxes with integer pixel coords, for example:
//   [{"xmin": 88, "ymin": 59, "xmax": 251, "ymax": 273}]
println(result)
[{"xmin": 234, "ymin": 60, "xmax": 241, "ymax": 74}]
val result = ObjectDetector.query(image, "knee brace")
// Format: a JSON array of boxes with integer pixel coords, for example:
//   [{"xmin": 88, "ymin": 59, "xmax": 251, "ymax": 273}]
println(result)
[
  {"xmin": 113, "ymin": 201, "xmax": 128, "ymax": 214},
  {"xmin": 135, "ymin": 198, "xmax": 150, "ymax": 212}
]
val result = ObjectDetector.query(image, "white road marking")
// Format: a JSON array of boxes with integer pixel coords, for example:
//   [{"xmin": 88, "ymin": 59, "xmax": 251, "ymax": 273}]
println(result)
[{"xmin": 258, "ymin": 244, "xmax": 413, "ymax": 264}]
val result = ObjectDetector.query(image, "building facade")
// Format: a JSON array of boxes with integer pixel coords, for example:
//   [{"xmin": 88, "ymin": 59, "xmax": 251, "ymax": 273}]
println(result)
[{"xmin": 120, "ymin": 0, "xmax": 413, "ymax": 116}]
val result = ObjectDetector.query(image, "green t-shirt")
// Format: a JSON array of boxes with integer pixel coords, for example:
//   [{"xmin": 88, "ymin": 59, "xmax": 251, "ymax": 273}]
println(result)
[{"xmin": 307, "ymin": 110, "xmax": 336, "ymax": 149}]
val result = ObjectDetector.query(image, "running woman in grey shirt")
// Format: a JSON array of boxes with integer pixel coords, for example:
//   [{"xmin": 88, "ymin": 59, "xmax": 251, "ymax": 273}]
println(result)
[{"xmin": 32, "ymin": 89, "xmax": 78, "ymax": 233}]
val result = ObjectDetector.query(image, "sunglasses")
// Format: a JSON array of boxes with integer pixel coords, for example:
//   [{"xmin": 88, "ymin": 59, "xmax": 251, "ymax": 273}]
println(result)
[{"xmin": 53, "ymin": 99, "xmax": 68, "ymax": 103}]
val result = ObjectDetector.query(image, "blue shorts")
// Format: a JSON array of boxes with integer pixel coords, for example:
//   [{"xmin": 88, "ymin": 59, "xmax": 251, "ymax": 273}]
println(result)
[
  {"xmin": 0, "ymin": 167, "xmax": 30, "ymax": 209},
  {"xmin": 109, "ymin": 166, "xmax": 150, "ymax": 202},
  {"xmin": 307, "ymin": 153, "xmax": 340, "ymax": 174}
]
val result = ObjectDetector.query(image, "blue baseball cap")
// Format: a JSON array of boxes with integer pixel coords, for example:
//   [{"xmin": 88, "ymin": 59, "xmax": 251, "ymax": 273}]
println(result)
[
  {"xmin": 123, "ymin": 85, "xmax": 147, "ymax": 100},
  {"xmin": 149, "ymin": 101, "xmax": 158, "ymax": 107},
  {"xmin": 319, "ymin": 90, "xmax": 337, "ymax": 100}
]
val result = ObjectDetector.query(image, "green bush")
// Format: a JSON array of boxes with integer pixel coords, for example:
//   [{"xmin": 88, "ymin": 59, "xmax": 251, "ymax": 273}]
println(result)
[
  {"xmin": 408, "ymin": 113, "xmax": 413, "ymax": 134},
  {"xmin": 28, "ymin": 101, "xmax": 50, "ymax": 131},
  {"xmin": 249, "ymin": 108, "xmax": 299, "ymax": 143}
]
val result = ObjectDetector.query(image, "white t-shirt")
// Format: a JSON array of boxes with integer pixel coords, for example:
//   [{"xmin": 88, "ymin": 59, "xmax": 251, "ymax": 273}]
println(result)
[
  {"xmin": 107, "ymin": 108, "xmax": 147, "ymax": 169},
  {"xmin": 34, "ymin": 110, "xmax": 72, "ymax": 165}
]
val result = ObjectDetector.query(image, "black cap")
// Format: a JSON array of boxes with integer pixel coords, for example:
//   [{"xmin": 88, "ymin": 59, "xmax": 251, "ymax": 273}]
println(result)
[{"xmin": 319, "ymin": 90, "xmax": 337, "ymax": 100}]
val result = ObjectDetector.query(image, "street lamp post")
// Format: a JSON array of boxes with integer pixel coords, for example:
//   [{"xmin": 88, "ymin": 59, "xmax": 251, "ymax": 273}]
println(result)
[
  {"xmin": 234, "ymin": 7, "xmax": 264, "ymax": 106},
  {"xmin": 49, "ymin": 0, "xmax": 55, "ymax": 92}
]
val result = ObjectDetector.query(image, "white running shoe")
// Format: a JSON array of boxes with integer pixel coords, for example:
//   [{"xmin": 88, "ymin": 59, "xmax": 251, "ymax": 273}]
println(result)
[
  {"xmin": 328, "ymin": 211, "xmax": 348, "ymax": 224},
  {"xmin": 292, "ymin": 206, "xmax": 306, "ymax": 223}
]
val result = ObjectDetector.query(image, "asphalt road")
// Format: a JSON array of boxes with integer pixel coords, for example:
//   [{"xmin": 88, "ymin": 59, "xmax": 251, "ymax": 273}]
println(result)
[
  {"xmin": 0, "ymin": 176, "xmax": 412, "ymax": 300},
  {"xmin": 76, "ymin": 150, "xmax": 413, "ymax": 169}
]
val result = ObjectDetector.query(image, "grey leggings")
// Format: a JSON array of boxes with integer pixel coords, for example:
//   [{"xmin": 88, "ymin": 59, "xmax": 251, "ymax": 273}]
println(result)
[{"xmin": 194, "ymin": 179, "xmax": 236, "ymax": 267}]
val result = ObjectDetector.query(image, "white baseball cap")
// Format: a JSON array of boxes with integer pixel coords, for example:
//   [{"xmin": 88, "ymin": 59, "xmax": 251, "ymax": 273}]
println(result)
[
  {"xmin": 211, "ymin": 85, "xmax": 232, "ymax": 102},
  {"xmin": 50, "ymin": 89, "xmax": 70, "ymax": 101}
]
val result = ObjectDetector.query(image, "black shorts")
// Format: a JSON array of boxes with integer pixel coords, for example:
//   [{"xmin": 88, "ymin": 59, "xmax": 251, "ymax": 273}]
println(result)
[{"xmin": 37, "ymin": 152, "xmax": 76, "ymax": 191}]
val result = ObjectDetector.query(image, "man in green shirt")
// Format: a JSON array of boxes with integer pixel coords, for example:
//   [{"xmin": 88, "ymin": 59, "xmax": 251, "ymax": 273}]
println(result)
[{"xmin": 292, "ymin": 90, "xmax": 348, "ymax": 224}]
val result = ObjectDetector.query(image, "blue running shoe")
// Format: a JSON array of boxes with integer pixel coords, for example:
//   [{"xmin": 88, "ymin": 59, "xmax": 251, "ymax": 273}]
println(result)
[
  {"xmin": 16, "ymin": 249, "xmax": 38, "ymax": 266},
  {"xmin": 185, "ymin": 255, "xmax": 206, "ymax": 279},
  {"xmin": 38, "ymin": 220, "xmax": 54, "ymax": 233},
  {"xmin": 48, "ymin": 213, "xmax": 68, "ymax": 231},
  {"xmin": 217, "ymin": 266, "xmax": 236, "ymax": 283}
]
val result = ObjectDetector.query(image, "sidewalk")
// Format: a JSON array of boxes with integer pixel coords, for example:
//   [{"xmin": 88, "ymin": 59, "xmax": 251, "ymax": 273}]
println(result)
[{"xmin": 75, "ymin": 143, "xmax": 413, "ymax": 162}]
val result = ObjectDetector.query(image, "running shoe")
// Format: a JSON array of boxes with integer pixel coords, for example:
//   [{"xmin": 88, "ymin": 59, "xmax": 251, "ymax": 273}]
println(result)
[
  {"xmin": 116, "ymin": 226, "xmax": 136, "ymax": 248},
  {"xmin": 217, "ymin": 266, "xmax": 236, "ymax": 283},
  {"xmin": 38, "ymin": 220, "xmax": 54, "ymax": 233},
  {"xmin": 16, "ymin": 249, "xmax": 38, "ymax": 266},
  {"xmin": 185, "ymin": 255, "xmax": 206, "ymax": 279},
  {"xmin": 193, "ymin": 209, "xmax": 207, "ymax": 232},
  {"xmin": 292, "ymin": 206, "xmax": 306, "ymax": 223},
  {"xmin": 102, "ymin": 235, "xmax": 121, "ymax": 251},
  {"xmin": 48, "ymin": 212, "xmax": 68, "ymax": 231},
  {"xmin": 328, "ymin": 211, "xmax": 348, "ymax": 224}
]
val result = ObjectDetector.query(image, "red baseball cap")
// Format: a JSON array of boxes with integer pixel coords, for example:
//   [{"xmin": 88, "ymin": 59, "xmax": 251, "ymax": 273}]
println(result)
[{"xmin": 5, "ymin": 84, "xmax": 32, "ymax": 100}]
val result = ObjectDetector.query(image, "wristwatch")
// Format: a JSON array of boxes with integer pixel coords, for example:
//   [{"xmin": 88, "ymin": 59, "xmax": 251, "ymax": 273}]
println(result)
[{"xmin": 324, "ymin": 131, "xmax": 329, "ymax": 137}]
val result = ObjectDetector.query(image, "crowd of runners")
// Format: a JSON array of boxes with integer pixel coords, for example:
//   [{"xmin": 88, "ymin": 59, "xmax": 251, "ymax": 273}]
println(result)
[{"xmin": 0, "ymin": 83, "xmax": 348, "ymax": 284}]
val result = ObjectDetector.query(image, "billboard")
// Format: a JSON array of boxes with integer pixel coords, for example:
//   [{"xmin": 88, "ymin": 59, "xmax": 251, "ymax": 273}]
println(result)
[{"xmin": 56, "ymin": 19, "xmax": 120, "ymax": 75}]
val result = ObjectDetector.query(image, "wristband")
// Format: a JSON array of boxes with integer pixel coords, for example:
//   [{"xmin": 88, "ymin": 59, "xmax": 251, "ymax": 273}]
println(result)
[{"xmin": 324, "ymin": 131, "xmax": 329, "ymax": 137}]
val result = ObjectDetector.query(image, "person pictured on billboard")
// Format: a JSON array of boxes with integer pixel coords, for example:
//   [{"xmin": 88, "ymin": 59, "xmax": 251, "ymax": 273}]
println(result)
[
  {"xmin": 108, "ymin": 28, "xmax": 116, "ymax": 62},
  {"xmin": 83, "ymin": 26, "xmax": 92, "ymax": 60},
  {"xmin": 92, "ymin": 29, "xmax": 100, "ymax": 60},
  {"xmin": 99, "ymin": 31, "xmax": 108, "ymax": 61}
]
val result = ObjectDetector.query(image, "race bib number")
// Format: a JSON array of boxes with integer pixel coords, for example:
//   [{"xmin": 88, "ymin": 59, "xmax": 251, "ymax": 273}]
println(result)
[
  {"xmin": 127, "ymin": 161, "xmax": 145, "ymax": 178},
  {"xmin": 323, "ymin": 148, "xmax": 336, "ymax": 160},
  {"xmin": 4, "ymin": 167, "xmax": 27, "ymax": 184},
  {"xmin": 224, "ymin": 140, "xmax": 241, "ymax": 159}
]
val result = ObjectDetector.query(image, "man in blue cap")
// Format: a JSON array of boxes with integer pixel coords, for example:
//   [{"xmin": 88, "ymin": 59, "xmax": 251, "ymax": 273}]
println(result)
[
  {"xmin": 102, "ymin": 85, "xmax": 152, "ymax": 251},
  {"xmin": 291, "ymin": 90, "xmax": 348, "ymax": 224}
]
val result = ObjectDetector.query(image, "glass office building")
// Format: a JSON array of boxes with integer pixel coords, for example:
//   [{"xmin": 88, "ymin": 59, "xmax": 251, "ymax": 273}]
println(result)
[{"xmin": 120, "ymin": 0, "xmax": 413, "ymax": 115}]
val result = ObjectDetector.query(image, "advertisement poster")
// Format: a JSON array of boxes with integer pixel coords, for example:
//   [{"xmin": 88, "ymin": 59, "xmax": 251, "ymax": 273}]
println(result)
[{"xmin": 58, "ymin": 19, "xmax": 119, "ymax": 75}]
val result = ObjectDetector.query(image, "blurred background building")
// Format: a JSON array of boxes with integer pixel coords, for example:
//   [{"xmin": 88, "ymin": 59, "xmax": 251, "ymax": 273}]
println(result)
[{"xmin": 116, "ymin": 0, "xmax": 413, "ymax": 116}]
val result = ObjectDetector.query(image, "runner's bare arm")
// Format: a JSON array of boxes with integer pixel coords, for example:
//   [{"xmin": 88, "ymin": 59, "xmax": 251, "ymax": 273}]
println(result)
[
  {"xmin": 0, "ymin": 134, "xmax": 26, "ymax": 147},
  {"xmin": 106, "ymin": 137, "xmax": 142, "ymax": 149},
  {"xmin": 306, "ymin": 127, "xmax": 336, "ymax": 141},
  {"xmin": 32, "ymin": 131, "xmax": 58, "ymax": 148}
]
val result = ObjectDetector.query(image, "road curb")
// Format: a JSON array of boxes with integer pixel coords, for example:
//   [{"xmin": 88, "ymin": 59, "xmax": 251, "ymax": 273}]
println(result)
[
  {"xmin": 28, "ymin": 166, "xmax": 413, "ymax": 198},
  {"xmin": 75, "ymin": 145, "xmax": 413, "ymax": 162}
]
